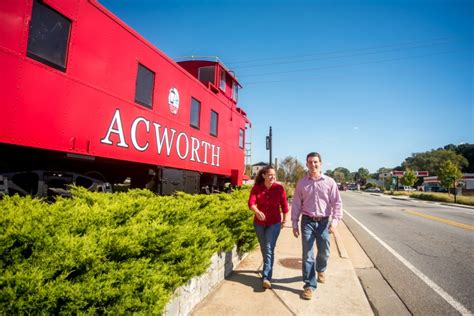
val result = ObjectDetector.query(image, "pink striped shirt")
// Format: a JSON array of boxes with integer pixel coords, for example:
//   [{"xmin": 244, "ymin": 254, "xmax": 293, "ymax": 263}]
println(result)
[{"xmin": 291, "ymin": 174, "xmax": 343, "ymax": 228}]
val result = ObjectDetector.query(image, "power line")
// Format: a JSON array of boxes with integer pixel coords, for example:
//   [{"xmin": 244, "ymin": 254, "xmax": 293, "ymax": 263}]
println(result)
[
  {"xmin": 244, "ymin": 49, "xmax": 469, "ymax": 85},
  {"xmin": 226, "ymin": 37, "xmax": 455, "ymax": 66},
  {"xmin": 232, "ymin": 40, "xmax": 454, "ymax": 70}
]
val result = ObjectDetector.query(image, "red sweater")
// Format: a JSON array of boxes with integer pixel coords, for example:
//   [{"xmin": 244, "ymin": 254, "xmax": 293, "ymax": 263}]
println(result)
[{"xmin": 248, "ymin": 182, "xmax": 289, "ymax": 226}]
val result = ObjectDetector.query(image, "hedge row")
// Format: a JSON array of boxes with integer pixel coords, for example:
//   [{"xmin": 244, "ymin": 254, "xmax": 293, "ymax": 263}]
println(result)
[{"xmin": 0, "ymin": 187, "xmax": 256, "ymax": 314}]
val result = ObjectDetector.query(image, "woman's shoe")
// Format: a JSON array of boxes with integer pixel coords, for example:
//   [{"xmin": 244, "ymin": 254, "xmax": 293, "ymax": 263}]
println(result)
[{"xmin": 262, "ymin": 279, "xmax": 272, "ymax": 289}]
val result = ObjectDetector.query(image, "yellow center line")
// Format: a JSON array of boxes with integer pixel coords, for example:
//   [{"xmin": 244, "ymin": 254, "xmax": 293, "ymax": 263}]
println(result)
[{"xmin": 404, "ymin": 210, "xmax": 474, "ymax": 231}]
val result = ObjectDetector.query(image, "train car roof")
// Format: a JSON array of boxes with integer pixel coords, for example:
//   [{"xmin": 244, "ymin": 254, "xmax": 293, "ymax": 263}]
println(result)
[{"xmin": 175, "ymin": 56, "xmax": 242, "ymax": 88}]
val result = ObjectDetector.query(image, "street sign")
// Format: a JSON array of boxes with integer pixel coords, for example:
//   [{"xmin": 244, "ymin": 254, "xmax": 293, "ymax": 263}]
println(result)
[{"xmin": 392, "ymin": 171, "xmax": 429, "ymax": 177}]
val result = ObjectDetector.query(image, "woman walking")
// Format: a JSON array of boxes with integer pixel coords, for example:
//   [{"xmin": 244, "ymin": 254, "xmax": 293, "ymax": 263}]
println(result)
[{"xmin": 248, "ymin": 165, "xmax": 289, "ymax": 289}]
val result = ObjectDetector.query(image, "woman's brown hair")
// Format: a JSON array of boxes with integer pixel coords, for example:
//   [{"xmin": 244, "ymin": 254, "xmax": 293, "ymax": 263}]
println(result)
[{"xmin": 255, "ymin": 165, "xmax": 274, "ymax": 185}]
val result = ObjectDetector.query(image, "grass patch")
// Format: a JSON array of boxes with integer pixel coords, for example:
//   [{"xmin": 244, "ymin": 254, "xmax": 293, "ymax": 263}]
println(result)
[{"xmin": 385, "ymin": 191, "xmax": 474, "ymax": 206}]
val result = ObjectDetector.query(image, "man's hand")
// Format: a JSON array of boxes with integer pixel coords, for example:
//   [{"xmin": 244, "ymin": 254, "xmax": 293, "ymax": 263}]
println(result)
[
  {"xmin": 293, "ymin": 227, "xmax": 300, "ymax": 238},
  {"xmin": 328, "ymin": 224, "xmax": 335, "ymax": 234}
]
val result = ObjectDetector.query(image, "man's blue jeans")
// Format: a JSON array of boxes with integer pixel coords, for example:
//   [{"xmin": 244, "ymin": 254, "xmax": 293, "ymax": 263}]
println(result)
[
  {"xmin": 254, "ymin": 222, "xmax": 281, "ymax": 281},
  {"xmin": 301, "ymin": 216, "xmax": 330, "ymax": 290}
]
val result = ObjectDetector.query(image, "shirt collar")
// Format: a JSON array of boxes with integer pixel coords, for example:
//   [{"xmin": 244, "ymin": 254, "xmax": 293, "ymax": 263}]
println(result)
[
  {"xmin": 306, "ymin": 173, "xmax": 325, "ymax": 181},
  {"xmin": 259, "ymin": 182, "xmax": 275, "ymax": 189}
]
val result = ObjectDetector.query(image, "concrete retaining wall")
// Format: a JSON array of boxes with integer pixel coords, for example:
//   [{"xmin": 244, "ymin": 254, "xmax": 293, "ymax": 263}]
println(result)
[{"xmin": 164, "ymin": 246, "xmax": 246, "ymax": 316}]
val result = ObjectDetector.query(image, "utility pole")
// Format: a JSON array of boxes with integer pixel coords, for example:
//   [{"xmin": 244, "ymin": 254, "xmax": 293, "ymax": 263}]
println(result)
[{"xmin": 266, "ymin": 126, "xmax": 272, "ymax": 166}]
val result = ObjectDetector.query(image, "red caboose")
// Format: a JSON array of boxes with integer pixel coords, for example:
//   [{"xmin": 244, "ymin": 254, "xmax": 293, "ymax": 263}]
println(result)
[{"xmin": 0, "ymin": 0, "xmax": 250, "ymax": 196}]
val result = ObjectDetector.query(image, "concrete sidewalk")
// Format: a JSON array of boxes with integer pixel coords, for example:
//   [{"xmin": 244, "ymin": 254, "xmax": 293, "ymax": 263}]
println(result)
[{"xmin": 192, "ymin": 222, "xmax": 374, "ymax": 316}]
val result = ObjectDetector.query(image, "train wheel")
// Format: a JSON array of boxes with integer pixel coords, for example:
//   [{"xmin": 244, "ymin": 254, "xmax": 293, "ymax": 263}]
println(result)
[{"xmin": 84, "ymin": 171, "xmax": 108, "ymax": 182}]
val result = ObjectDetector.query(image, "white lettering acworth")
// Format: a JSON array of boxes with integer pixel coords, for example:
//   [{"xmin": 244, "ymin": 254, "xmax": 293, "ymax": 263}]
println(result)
[{"xmin": 100, "ymin": 109, "xmax": 220, "ymax": 166}]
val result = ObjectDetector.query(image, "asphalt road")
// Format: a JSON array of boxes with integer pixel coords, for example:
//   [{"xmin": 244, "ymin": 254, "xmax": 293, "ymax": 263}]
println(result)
[{"xmin": 341, "ymin": 191, "xmax": 474, "ymax": 315}]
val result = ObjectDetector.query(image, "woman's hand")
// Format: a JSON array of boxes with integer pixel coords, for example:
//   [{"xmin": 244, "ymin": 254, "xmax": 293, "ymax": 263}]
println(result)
[{"xmin": 255, "ymin": 210, "xmax": 266, "ymax": 221}]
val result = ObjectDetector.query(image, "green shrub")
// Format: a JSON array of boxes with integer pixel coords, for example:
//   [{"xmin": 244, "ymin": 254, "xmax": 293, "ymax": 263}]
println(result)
[
  {"xmin": 281, "ymin": 182, "xmax": 295, "ymax": 199},
  {"xmin": 0, "ymin": 187, "xmax": 256, "ymax": 314}
]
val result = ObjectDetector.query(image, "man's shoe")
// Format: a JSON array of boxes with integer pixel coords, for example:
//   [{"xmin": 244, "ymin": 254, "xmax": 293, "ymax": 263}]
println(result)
[
  {"xmin": 317, "ymin": 272, "xmax": 326, "ymax": 283},
  {"xmin": 302, "ymin": 287, "xmax": 313, "ymax": 300},
  {"xmin": 262, "ymin": 279, "xmax": 271, "ymax": 289}
]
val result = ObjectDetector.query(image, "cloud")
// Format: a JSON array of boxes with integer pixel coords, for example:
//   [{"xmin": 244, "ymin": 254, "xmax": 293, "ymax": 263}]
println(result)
[{"xmin": 353, "ymin": 126, "xmax": 359, "ymax": 130}]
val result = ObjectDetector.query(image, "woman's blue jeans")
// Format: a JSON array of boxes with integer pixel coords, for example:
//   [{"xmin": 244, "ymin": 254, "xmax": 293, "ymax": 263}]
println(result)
[
  {"xmin": 301, "ymin": 216, "xmax": 330, "ymax": 290},
  {"xmin": 254, "ymin": 222, "xmax": 281, "ymax": 281}
]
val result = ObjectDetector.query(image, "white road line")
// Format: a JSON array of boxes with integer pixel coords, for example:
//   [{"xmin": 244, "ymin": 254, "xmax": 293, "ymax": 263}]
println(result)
[{"xmin": 344, "ymin": 209, "xmax": 472, "ymax": 315}]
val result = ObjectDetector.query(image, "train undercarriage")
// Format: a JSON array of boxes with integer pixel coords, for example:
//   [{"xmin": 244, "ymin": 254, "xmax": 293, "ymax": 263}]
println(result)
[{"xmin": 0, "ymin": 144, "xmax": 230, "ymax": 197}]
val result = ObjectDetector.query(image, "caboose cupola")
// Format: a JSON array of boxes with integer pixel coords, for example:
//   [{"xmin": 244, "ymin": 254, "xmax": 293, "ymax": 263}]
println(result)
[{"xmin": 177, "ymin": 57, "xmax": 241, "ymax": 104}]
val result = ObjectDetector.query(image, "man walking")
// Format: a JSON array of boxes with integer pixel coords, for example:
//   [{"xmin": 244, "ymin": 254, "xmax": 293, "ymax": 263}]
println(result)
[{"xmin": 291, "ymin": 152, "xmax": 343, "ymax": 300}]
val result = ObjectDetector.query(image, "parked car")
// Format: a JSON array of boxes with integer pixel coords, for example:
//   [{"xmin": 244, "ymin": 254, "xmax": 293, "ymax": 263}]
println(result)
[
  {"xmin": 365, "ymin": 187, "xmax": 382, "ymax": 193},
  {"xmin": 399, "ymin": 186, "xmax": 416, "ymax": 191}
]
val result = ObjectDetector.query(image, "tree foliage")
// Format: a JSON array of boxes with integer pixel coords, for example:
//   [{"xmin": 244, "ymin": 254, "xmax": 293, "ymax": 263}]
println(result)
[
  {"xmin": 438, "ymin": 160, "xmax": 463, "ymax": 192},
  {"xmin": 450, "ymin": 143, "xmax": 474, "ymax": 172},
  {"xmin": 355, "ymin": 168, "xmax": 370, "ymax": 185},
  {"xmin": 400, "ymin": 169, "xmax": 417, "ymax": 187},
  {"xmin": 402, "ymin": 149, "xmax": 468, "ymax": 176},
  {"xmin": 335, "ymin": 167, "xmax": 351, "ymax": 182},
  {"xmin": 278, "ymin": 156, "xmax": 305, "ymax": 183},
  {"xmin": 333, "ymin": 170, "xmax": 346, "ymax": 184}
]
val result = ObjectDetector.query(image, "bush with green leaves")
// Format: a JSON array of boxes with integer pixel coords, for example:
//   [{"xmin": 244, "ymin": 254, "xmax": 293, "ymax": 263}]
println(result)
[{"xmin": 0, "ymin": 187, "xmax": 256, "ymax": 314}]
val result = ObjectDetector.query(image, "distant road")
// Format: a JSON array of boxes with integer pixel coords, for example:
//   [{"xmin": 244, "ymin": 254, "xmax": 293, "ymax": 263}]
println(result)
[{"xmin": 341, "ymin": 191, "xmax": 474, "ymax": 315}]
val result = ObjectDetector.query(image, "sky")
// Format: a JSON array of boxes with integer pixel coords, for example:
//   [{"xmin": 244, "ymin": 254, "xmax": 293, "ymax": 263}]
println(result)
[{"xmin": 100, "ymin": 0, "xmax": 473, "ymax": 174}]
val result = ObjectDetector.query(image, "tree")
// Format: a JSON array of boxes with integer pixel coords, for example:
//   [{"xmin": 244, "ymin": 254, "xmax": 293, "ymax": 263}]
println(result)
[
  {"xmin": 402, "ymin": 149, "xmax": 468, "ymax": 176},
  {"xmin": 383, "ymin": 176, "xmax": 393, "ymax": 190},
  {"xmin": 279, "ymin": 156, "xmax": 305, "ymax": 183},
  {"xmin": 438, "ymin": 160, "xmax": 463, "ymax": 202},
  {"xmin": 334, "ymin": 167, "xmax": 351, "ymax": 182},
  {"xmin": 453, "ymin": 143, "xmax": 474, "ymax": 173},
  {"xmin": 325, "ymin": 169, "xmax": 334, "ymax": 178},
  {"xmin": 277, "ymin": 167, "xmax": 286, "ymax": 182},
  {"xmin": 333, "ymin": 170, "xmax": 346, "ymax": 184},
  {"xmin": 356, "ymin": 168, "xmax": 370, "ymax": 186},
  {"xmin": 400, "ymin": 169, "xmax": 417, "ymax": 187},
  {"xmin": 350, "ymin": 171, "xmax": 358, "ymax": 183},
  {"xmin": 294, "ymin": 163, "xmax": 306, "ymax": 183},
  {"xmin": 377, "ymin": 167, "xmax": 393, "ymax": 174}
]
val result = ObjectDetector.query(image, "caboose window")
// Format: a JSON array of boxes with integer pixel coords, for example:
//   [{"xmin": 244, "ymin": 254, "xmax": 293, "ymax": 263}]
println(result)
[
  {"xmin": 135, "ymin": 63, "xmax": 155, "ymax": 108},
  {"xmin": 190, "ymin": 97, "xmax": 201, "ymax": 129},
  {"xmin": 27, "ymin": 0, "xmax": 71, "ymax": 72},
  {"xmin": 239, "ymin": 129, "xmax": 245, "ymax": 149},
  {"xmin": 198, "ymin": 66, "xmax": 215, "ymax": 85},
  {"xmin": 210, "ymin": 110, "xmax": 219, "ymax": 137},
  {"xmin": 220, "ymin": 71, "xmax": 226, "ymax": 91},
  {"xmin": 232, "ymin": 82, "xmax": 239, "ymax": 102}
]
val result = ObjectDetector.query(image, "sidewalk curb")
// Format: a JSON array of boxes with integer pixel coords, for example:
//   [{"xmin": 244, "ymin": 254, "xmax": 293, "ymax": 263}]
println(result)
[
  {"xmin": 439, "ymin": 202, "xmax": 474, "ymax": 209},
  {"xmin": 333, "ymin": 228, "xmax": 349, "ymax": 259}
]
